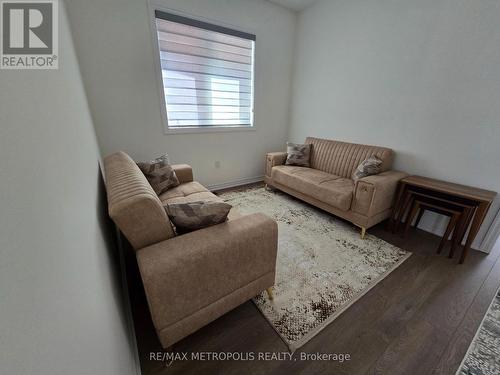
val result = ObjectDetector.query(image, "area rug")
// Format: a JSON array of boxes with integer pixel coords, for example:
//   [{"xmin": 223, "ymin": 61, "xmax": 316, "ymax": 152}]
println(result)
[
  {"xmin": 458, "ymin": 287, "xmax": 500, "ymax": 375},
  {"xmin": 219, "ymin": 186, "xmax": 411, "ymax": 351}
]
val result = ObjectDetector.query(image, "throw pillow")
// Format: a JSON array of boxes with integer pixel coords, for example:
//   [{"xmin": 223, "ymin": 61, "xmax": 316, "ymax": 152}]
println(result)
[
  {"xmin": 137, "ymin": 153, "xmax": 179, "ymax": 195},
  {"xmin": 164, "ymin": 201, "xmax": 232, "ymax": 234},
  {"xmin": 285, "ymin": 142, "xmax": 311, "ymax": 167},
  {"xmin": 352, "ymin": 156, "xmax": 383, "ymax": 181}
]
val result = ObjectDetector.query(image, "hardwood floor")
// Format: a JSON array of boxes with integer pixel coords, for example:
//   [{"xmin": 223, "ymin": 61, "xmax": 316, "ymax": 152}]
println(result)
[{"xmin": 126, "ymin": 195, "xmax": 500, "ymax": 375}]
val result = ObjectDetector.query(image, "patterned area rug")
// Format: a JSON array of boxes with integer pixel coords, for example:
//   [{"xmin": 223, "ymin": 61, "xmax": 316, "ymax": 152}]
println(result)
[
  {"xmin": 458, "ymin": 288, "xmax": 500, "ymax": 375},
  {"xmin": 220, "ymin": 187, "xmax": 410, "ymax": 351}
]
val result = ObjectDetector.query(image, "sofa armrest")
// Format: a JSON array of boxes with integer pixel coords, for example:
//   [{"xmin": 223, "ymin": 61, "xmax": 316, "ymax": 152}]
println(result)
[
  {"xmin": 352, "ymin": 170, "xmax": 409, "ymax": 217},
  {"xmin": 136, "ymin": 213, "xmax": 278, "ymax": 332},
  {"xmin": 265, "ymin": 152, "xmax": 287, "ymax": 177},
  {"xmin": 171, "ymin": 164, "xmax": 193, "ymax": 184}
]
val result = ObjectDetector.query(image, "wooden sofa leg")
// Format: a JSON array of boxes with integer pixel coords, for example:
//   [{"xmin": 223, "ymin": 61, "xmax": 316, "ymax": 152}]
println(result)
[
  {"xmin": 361, "ymin": 227, "xmax": 366, "ymax": 239},
  {"xmin": 265, "ymin": 184, "xmax": 275, "ymax": 192},
  {"xmin": 266, "ymin": 287, "xmax": 274, "ymax": 300}
]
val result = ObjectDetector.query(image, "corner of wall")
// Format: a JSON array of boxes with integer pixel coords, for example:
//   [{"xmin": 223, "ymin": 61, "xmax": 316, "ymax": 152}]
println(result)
[{"xmin": 284, "ymin": 8, "xmax": 300, "ymax": 143}]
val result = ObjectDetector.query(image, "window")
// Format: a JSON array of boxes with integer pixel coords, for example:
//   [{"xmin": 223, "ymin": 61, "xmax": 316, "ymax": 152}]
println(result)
[{"xmin": 154, "ymin": 11, "xmax": 255, "ymax": 131}]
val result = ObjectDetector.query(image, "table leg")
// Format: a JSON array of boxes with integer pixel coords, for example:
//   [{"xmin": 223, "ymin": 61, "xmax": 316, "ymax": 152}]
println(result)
[
  {"xmin": 389, "ymin": 182, "xmax": 406, "ymax": 231},
  {"xmin": 437, "ymin": 213, "xmax": 459, "ymax": 254},
  {"xmin": 413, "ymin": 208, "xmax": 425, "ymax": 228},
  {"xmin": 459, "ymin": 202, "xmax": 490, "ymax": 264},
  {"xmin": 395, "ymin": 189, "xmax": 413, "ymax": 234},
  {"xmin": 404, "ymin": 200, "xmax": 420, "ymax": 238},
  {"xmin": 449, "ymin": 207, "xmax": 473, "ymax": 259}
]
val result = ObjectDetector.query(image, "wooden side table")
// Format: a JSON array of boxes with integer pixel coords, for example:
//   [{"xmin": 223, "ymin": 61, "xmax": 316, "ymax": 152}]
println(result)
[{"xmin": 390, "ymin": 175, "xmax": 496, "ymax": 264}]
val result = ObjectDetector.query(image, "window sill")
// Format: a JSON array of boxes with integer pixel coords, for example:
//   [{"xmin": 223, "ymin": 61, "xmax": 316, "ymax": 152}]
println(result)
[{"xmin": 164, "ymin": 125, "xmax": 256, "ymax": 135}]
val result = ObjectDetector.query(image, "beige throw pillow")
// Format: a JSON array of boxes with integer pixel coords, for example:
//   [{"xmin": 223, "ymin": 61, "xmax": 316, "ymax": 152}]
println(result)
[
  {"xmin": 352, "ymin": 156, "xmax": 383, "ymax": 181},
  {"xmin": 137, "ymin": 153, "xmax": 179, "ymax": 195},
  {"xmin": 285, "ymin": 142, "xmax": 311, "ymax": 167},
  {"xmin": 165, "ymin": 201, "xmax": 232, "ymax": 234}
]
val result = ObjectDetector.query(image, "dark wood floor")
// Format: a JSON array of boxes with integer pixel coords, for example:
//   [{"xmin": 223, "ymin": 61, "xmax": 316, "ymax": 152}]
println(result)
[{"xmin": 127, "ymin": 193, "xmax": 500, "ymax": 375}]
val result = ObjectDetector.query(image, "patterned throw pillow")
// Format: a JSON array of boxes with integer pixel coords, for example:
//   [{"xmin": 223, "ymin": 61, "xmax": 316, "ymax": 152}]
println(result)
[
  {"xmin": 137, "ymin": 153, "xmax": 179, "ymax": 195},
  {"xmin": 352, "ymin": 156, "xmax": 383, "ymax": 181},
  {"xmin": 285, "ymin": 142, "xmax": 311, "ymax": 167},
  {"xmin": 164, "ymin": 201, "xmax": 232, "ymax": 234}
]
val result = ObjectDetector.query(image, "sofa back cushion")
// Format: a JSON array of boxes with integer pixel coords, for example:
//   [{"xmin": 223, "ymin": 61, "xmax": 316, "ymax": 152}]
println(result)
[
  {"xmin": 305, "ymin": 137, "xmax": 394, "ymax": 179},
  {"xmin": 104, "ymin": 151, "xmax": 175, "ymax": 250}
]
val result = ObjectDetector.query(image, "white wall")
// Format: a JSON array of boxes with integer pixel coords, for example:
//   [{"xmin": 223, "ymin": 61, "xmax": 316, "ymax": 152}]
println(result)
[
  {"xmin": 0, "ymin": 3, "xmax": 138, "ymax": 374},
  {"xmin": 290, "ymin": 0, "xmax": 500, "ymax": 250},
  {"xmin": 65, "ymin": 0, "xmax": 296, "ymax": 188}
]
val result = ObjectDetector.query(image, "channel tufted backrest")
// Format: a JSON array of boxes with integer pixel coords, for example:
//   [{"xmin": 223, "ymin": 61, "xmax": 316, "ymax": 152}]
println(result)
[
  {"xmin": 305, "ymin": 137, "xmax": 394, "ymax": 179},
  {"xmin": 103, "ymin": 151, "xmax": 175, "ymax": 250}
]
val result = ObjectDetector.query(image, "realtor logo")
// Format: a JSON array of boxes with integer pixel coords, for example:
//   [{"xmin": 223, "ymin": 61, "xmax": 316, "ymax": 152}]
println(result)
[{"xmin": 1, "ymin": 0, "xmax": 58, "ymax": 69}]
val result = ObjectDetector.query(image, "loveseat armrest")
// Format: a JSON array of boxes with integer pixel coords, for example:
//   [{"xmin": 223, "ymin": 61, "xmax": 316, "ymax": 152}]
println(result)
[
  {"xmin": 136, "ymin": 213, "xmax": 278, "ymax": 335},
  {"xmin": 171, "ymin": 164, "xmax": 193, "ymax": 184},
  {"xmin": 265, "ymin": 152, "xmax": 287, "ymax": 178},
  {"xmin": 352, "ymin": 170, "xmax": 409, "ymax": 218}
]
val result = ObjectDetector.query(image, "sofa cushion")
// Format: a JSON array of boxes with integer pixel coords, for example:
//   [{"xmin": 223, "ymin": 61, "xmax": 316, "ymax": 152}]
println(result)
[
  {"xmin": 271, "ymin": 165, "xmax": 354, "ymax": 211},
  {"xmin": 160, "ymin": 183, "xmax": 223, "ymax": 206},
  {"xmin": 163, "ymin": 192, "xmax": 222, "ymax": 205},
  {"xmin": 165, "ymin": 201, "xmax": 232, "ymax": 234},
  {"xmin": 137, "ymin": 154, "xmax": 180, "ymax": 195},
  {"xmin": 352, "ymin": 156, "xmax": 383, "ymax": 181},
  {"xmin": 159, "ymin": 181, "xmax": 242, "ymax": 221},
  {"xmin": 285, "ymin": 142, "xmax": 311, "ymax": 167},
  {"xmin": 159, "ymin": 181, "xmax": 210, "ymax": 201}
]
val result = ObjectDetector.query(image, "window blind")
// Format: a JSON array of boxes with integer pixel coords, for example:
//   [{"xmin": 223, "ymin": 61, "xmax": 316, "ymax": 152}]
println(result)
[{"xmin": 155, "ymin": 11, "xmax": 255, "ymax": 128}]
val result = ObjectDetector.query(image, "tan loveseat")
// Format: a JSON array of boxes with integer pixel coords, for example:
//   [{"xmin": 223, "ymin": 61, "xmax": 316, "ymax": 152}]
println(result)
[
  {"xmin": 103, "ymin": 151, "xmax": 278, "ymax": 348},
  {"xmin": 265, "ymin": 137, "xmax": 408, "ymax": 238}
]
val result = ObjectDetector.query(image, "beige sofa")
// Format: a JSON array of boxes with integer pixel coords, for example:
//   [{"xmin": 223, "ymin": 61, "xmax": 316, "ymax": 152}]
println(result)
[
  {"xmin": 103, "ymin": 151, "xmax": 278, "ymax": 348},
  {"xmin": 265, "ymin": 137, "xmax": 408, "ymax": 238}
]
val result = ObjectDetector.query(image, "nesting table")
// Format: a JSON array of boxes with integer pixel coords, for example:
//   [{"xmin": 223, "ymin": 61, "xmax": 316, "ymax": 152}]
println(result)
[{"xmin": 390, "ymin": 175, "xmax": 496, "ymax": 264}]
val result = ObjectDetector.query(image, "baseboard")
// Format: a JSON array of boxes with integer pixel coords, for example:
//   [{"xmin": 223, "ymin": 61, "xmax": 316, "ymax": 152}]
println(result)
[{"xmin": 207, "ymin": 175, "xmax": 264, "ymax": 191}]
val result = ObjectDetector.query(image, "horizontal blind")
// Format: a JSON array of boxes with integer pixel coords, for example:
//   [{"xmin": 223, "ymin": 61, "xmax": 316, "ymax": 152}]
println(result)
[{"xmin": 155, "ymin": 11, "xmax": 255, "ymax": 128}]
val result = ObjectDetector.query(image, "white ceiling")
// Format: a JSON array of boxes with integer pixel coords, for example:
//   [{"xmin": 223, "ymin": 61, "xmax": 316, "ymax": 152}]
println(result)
[{"xmin": 267, "ymin": 0, "xmax": 318, "ymax": 12}]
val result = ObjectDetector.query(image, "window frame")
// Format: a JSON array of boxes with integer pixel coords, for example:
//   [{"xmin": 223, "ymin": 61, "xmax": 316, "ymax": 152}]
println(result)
[{"xmin": 148, "ymin": 5, "xmax": 256, "ymax": 134}]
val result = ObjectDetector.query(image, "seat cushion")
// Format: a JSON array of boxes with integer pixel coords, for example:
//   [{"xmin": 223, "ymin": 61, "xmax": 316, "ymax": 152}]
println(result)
[
  {"xmin": 159, "ymin": 181, "xmax": 211, "ymax": 201},
  {"xmin": 271, "ymin": 165, "xmax": 354, "ymax": 211}
]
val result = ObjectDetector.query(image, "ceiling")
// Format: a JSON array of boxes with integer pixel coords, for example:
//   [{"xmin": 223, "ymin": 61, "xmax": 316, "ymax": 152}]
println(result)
[{"xmin": 267, "ymin": 0, "xmax": 318, "ymax": 12}]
